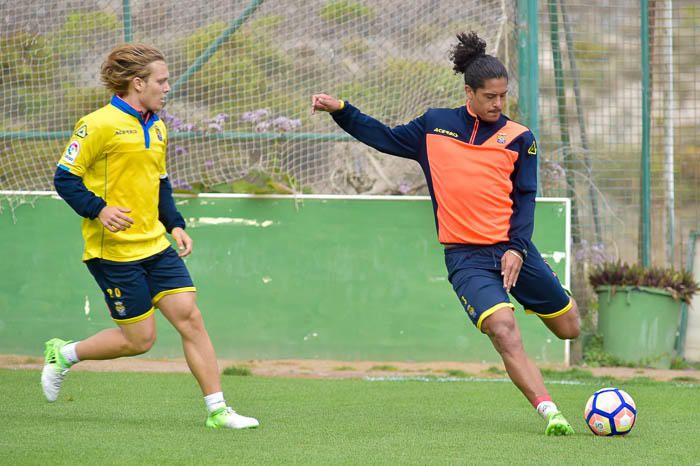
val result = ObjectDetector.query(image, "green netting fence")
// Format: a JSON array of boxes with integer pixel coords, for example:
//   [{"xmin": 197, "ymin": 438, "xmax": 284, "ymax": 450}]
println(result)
[{"xmin": 1, "ymin": 0, "xmax": 698, "ymax": 280}]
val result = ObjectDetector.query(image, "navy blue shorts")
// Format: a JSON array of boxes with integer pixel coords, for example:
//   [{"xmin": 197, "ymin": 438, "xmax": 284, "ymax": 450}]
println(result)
[
  {"xmin": 85, "ymin": 246, "xmax": 196, "ymax": 324},
  {"xmin": 444, "ymin": 242, "xmax": 571, "ymax": 331}
]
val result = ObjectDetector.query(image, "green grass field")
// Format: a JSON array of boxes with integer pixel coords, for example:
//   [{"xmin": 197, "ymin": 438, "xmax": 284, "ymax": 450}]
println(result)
[{"xmin": 1, "ymin": 369, "xmax": 699, "ymax": 465}]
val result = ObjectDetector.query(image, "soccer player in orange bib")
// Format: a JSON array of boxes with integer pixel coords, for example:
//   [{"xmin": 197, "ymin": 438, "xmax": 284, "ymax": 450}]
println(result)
[
  {"xmin": 312, "ymin": 32, "xmax": 578, "ymax": 435},
  {"xmin": 44, "ymin": 43, "xmax": 258, "ymax": 429}
]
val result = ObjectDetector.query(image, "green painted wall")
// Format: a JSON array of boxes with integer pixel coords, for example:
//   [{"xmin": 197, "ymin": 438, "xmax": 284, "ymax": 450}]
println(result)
[{"xmin": 0, "ymin": 195, "xmax": 569, "ymax": 363}]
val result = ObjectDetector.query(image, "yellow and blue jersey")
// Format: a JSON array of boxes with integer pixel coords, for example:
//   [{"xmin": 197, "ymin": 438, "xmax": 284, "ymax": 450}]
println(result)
[{"xmin": 56, "ymin": 96, "xmax": 174, "ymax": 262}]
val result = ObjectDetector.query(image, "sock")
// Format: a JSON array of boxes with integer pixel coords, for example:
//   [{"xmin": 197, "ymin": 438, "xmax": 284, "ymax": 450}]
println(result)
[
  {"xmin": 204, "ymin": 392, "xmax": 226, "ymax": 413},
  {"xmin": 534, "ymin": 395, "xmax": 558, "ymax": 420},
  {"xmin": 59, "ymin": 341, "xmax": 80, "ymax": 367}
]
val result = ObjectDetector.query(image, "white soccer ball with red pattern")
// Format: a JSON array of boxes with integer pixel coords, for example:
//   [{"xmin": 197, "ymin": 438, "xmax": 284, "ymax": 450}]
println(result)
[{"xmin": 584, "ymin": 387, "xmax": 637, "ymax": 436}]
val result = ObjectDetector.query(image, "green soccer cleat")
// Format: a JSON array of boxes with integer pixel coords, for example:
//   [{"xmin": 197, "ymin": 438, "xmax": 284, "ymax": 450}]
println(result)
[
  {"xmin": 545, "ymin": 411, "xmax": 575, "ymax": 436},
  {"xmin": 206, "ymin": 407, "xmax": 259, "ymax": 429},
  {"xmin": 41, "ymin": 338, "xmax": 71, "ymax": 402}
]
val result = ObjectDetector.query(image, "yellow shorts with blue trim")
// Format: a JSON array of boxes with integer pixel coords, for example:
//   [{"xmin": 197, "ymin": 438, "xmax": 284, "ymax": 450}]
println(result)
[
  {"xmin": 85, "ymin": 246, "xmax": 195, "ymax": 324},
  {"xmin": 444, "ymin": 243, "xmax": 571, "ymax": 331}
]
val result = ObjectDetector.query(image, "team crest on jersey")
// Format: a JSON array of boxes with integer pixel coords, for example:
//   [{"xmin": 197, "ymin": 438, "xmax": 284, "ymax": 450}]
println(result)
[
  {"xmin": 114, "ymin": 301, "xmax": 127, "ymax": 316},
  {"xmin": 155, "ymin": 126, "xmax": 163, "ymax": 142},
  {"xmin": 496, "ymin": 132, "xmax": 508, "ymax": 144},
  {"xmin": 63, "ymin": 141, "xmax": 80, "ymax": 164},
  {"xmin": 74, "ymin": 125, "xmax": 88, "ymax": 138}
]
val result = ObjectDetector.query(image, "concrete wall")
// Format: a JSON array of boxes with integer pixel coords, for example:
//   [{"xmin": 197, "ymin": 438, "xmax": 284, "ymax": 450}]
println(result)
[{"xmin": 0, "ymin": 194, "xmax": 570, "ymax": 363}]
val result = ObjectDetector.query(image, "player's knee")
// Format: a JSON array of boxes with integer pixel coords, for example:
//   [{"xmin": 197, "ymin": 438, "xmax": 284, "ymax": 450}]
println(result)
[
  {"xmin": 128, "ymin": 339, "xmax": 154, "ymax": 356},
  {"xmin": 175, "ymin": 306, "xmax": 206, "ymax": 337},
  {"xmin": 124, "ymin": 333, "xmax": 156, "ymax": 355},
  {"xmin": 555, "ymin": 325, "xmax": 580, "ymax": 340},
  {"xmin": 484, "ymin": 318, "xmax": 523, "ymax": 355},
  {"xmin": 135, "ymin": 336, "xmax": 156, "ymax": 354}
]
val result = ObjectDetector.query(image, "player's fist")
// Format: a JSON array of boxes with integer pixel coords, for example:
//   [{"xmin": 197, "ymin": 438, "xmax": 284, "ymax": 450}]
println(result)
[{"xmin": 311, "ymin": 94, "xmax": 343, "ymax": 113}]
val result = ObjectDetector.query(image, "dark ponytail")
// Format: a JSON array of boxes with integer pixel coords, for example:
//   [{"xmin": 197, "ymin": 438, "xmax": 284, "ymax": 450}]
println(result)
[{"xmin": 449, "ymin": 32, "xmax": 508, "ymax": 90}]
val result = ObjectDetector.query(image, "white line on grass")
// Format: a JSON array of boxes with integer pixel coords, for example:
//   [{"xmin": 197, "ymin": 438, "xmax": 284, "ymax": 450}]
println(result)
[
  {"xmin": 364, "ymin": 376, "xmax": 700, "ymax": 388},
  {"xmin": 364, "ymin": 376, "xmax": 585, "ymax": 385}
]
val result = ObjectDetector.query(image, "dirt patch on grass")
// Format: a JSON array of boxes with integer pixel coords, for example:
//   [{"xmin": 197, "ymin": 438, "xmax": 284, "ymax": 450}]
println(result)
[{"xmin": 2, "ymin": 354, "xmax": 698, "ymax": 382}]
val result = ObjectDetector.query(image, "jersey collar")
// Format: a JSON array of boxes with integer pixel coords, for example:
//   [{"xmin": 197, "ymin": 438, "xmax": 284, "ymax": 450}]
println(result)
[
  {"xmin": 465, "ymin": 100, "xmax": 507, "ymax": 127},
  {"xmin": 110, "ymin": 95, "xmax": 161, "ymax": 125},
  {"xmin": 466, "ymin": 100, "xmax": 478, "ymax": 119}
]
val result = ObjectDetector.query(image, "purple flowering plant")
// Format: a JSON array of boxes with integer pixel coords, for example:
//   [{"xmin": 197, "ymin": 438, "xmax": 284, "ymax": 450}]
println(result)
[
  {"xmin": 159, "ymin": 109, "xmax": 230, "ymax": 192},
  {"xmin": 158, "ymin": 108, "xmax": 305, "ymax": 194},
  {"xmin": 241, "ymin": 108, "xmax": 301, "ymax": 132},
  {"xmin": 574, "ymin": 239, "xmax": 613, "ymax": 267}
]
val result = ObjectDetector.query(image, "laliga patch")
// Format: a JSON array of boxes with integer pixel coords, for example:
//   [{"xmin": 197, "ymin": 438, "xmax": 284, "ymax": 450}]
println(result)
[
  {"xmin": 63, "ymin": 141, "xmax": 81, "ymax": 164},
  {"xmin": 528, "ymin": 141, "xmax": 538, "ymax": 155},
  {"xmin": 155, "ymin": 126, "xmax": 163, "ymax": 141},
  {"xmin": 74, "ymin": 125, "xmax": 88, "ymax": 138}
]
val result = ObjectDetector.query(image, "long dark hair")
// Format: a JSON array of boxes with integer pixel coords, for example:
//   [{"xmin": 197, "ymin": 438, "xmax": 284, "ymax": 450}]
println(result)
[{"xmin": 449, "ymin": 32, "xmax": 508, "ymax": 90}]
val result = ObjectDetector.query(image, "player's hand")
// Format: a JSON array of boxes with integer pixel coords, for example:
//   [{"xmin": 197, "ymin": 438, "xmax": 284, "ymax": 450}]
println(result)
[
  {"xmin": 99, "ymin": 206, "xmax": 133, "ymax": 232},
  {"xmin": 501, "ymin": 249, "xmax": 524, "ymax": 293},
  {"xmin": 311, "ymin": 94, "xmax": 342, "ymax": 113},
  {"xmin": 171, "ymin": 227, "xmax": 193, "ymax": 257}
]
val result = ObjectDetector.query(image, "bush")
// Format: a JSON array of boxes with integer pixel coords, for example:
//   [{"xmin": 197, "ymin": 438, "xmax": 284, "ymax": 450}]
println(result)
[
  {"xmin": 336, "ymin": 58, "xmax": 460, "ymax": 123},
  {"xmin": 0, "ymin": 32, "xmax": 59, "ymax": 124},
  {"xmin": 52, "ymin": 12, "xmax": 120, "ymax": 58},
  {"xmin": 222, "ymin": 365, "xmax": 252, "ymax": 376},
  {"xmin": 0, "ymin": 32, "xmax": 57, "ymax": 84},
  {"xmin": 177, "ymin": 20, "xmax": 290, "ymax": 114},
  {"xmin": 589, "ymin": 261, "xmax": 699, "ymax": 304},
  {"xmin": 320, "ymin": 1, "xmax": 376, "ymax": 24},
  {"xmin": 582, "ymin": 335, "xmax": 625, "ymax": 367}
]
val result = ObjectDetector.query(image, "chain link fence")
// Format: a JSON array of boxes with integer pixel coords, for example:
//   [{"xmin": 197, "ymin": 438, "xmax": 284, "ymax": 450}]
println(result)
[{"xmin": 1, "ymin": 0, "xmax": 699, "ymax": 312}]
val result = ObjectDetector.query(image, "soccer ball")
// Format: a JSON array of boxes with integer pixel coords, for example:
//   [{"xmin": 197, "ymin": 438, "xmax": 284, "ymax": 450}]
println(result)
[{"xmin": 584, "ymin": 387, "xmax": 637, "ymax": 436}]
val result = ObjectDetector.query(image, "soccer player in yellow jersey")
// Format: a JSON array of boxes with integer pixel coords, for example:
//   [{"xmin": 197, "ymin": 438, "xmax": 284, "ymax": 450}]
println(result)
[{"xmin": 43, "ymin": 44, "xmax": 258, "ymax": 429}]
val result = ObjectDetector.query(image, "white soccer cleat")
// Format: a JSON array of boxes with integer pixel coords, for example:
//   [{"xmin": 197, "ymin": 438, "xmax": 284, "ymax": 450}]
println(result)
[
  {"xmin": 205, "ymin": 407, "xmax": 259, "ymax": 429},
  {"xmin": 41, "ymin": 338, "xmax": 71, "ymax": 402},
  {"xmin": 41, "ymin": 364, "xmax": 69, "ymax": 402}
]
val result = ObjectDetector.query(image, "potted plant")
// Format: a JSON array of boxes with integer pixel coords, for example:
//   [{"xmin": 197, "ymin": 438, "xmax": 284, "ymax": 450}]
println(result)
[{"xmin": 588, "ymin": 261, "xmax": 699, "ymax": 369}]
